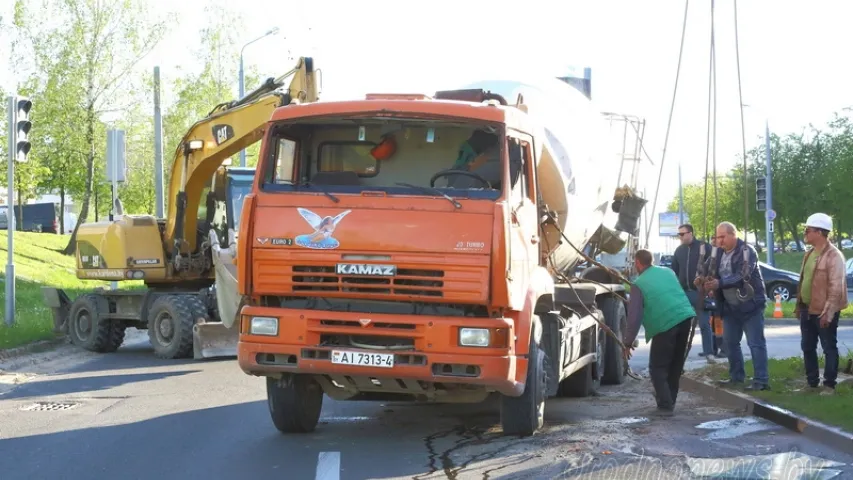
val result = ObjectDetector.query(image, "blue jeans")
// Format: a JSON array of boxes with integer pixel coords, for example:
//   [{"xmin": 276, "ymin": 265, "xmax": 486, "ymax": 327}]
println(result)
[
  {"xmin": 800, "ymin": 310, "xmax": 840, "ymax": 388},
  {"xmin": 723, "ymin": 309, "xmax": 770, "ymax": 386},
  {"xmin": 686, "ymin": 289, "xmax": 713, "ymax": 355}
]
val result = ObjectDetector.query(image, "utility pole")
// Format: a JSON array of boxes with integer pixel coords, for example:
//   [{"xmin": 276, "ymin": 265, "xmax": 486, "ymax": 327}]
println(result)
[
  {"xmin": 154, "ymin": 66, "xmax": 164, "ymax": 218},
  {"xmin": 677, "ymin": 162, "xmax": 685, "ymax": 225},
  {"xmin": 764, "ymin": 120, "xmax": 775, "ymax": 267}
]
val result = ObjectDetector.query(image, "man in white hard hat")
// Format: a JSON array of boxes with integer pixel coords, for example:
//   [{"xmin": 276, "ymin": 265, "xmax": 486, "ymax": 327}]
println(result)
[{"xmin": 796, "ymin": 213, "xmax": 848, "ymax": 395}]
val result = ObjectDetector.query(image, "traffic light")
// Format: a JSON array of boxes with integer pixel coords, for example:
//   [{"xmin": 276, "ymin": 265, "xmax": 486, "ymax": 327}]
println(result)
[
  {"xmin": 8, "ymin": 96, "xmax": 33, "ymax": 163},
  {"xmin": 755, "ymin": 176, "xmax": 767, "ymax": 212}
]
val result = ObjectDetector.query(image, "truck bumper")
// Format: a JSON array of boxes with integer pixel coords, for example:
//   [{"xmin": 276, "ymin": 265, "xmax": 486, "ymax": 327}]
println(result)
[{"xmin": 237, "ymin": 306, "xmax": 525, "ymax": 397}]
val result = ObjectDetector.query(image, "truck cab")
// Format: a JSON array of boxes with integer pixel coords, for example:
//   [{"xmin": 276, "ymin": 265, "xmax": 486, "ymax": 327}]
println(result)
[{"xmin": 236, "ymin": 90, "xmax": 630, "ymax": 436}]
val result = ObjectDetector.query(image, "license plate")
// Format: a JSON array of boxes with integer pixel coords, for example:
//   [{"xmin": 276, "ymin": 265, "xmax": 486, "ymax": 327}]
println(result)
[{"xmin": 331, "ymin": 350, "xmax": 395, "ymax": 368}]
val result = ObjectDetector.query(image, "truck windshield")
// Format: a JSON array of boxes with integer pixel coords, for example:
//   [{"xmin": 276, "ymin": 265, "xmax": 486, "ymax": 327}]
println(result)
[{"xmin": 260, "ymin": 118, "xmax": 504, "ymax": 200}]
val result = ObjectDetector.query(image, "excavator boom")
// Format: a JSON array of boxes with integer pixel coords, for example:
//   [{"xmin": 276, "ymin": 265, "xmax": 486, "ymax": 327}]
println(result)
[
  {"xmin": 41, "ymin": 56, "xmax": 321, "ymax": 362},
  {"xmin": 164, "ymin": 57, "xmax": 319, "ymax": 262}
]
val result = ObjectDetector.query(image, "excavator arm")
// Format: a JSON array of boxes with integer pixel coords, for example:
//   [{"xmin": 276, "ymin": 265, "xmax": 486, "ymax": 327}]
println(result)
[{"xmin": 163, "ymin": 56, "xmax": 319, "ymax": 268}]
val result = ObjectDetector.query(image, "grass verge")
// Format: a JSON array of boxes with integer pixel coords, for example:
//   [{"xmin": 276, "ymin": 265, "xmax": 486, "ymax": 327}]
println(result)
[
  {"xmin": 688, "ymin": 353, "xmax": 853, "ymax": 432},
  {"xmin": 764, "ymin": 301, "xmax": 853, "ymax": 319},
  {"xmin": 0, "ymin": 231, "xmax": 142, "ymax": 350}
]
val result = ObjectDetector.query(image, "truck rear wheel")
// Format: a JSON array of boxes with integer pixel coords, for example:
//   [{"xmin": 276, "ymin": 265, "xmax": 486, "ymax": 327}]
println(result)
[
  {"xmin": 68, "ymin": 294, "xmax": 124, "ymax": 353},
  {"xmin": 147, "ymin": 295, "xmax": 198, "ymax": 359},
  {"xmin": 599, "ymin": 295, "xmax": 626, "ymax": 385},
  {"xmin": 266, "ymin": 375, "xmax": 324, "ymax": 433},
  {"xmin": 558, "ymin": 324, "xmax": 605, "ymax": 397},
  {"xmin": 500, "ymin": 341, "xmax": 546, "ymax": 436}
]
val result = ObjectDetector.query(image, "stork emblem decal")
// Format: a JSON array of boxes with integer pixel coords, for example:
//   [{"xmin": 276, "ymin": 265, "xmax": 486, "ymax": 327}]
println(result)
[{"xmin": 294, "ymin": 207, "xmax": 352, "ymax": 250}]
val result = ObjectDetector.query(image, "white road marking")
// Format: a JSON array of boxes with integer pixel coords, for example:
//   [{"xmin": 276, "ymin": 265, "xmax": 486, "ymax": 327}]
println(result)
[{"xmin": 315, "ymin": 451, "xmax": 341, "ymax": 480}]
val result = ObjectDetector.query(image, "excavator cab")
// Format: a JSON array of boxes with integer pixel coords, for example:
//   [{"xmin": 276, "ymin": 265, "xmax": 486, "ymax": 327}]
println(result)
[{"xmin": 192, "ymin": 166, "xmax": 256, "ymax": 358}]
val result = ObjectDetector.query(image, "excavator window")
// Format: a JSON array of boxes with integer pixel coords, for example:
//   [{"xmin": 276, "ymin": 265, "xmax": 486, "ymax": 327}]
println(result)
[{"xmin": 272, "ymin": 137, "xmax": 297, "ymax": 184}]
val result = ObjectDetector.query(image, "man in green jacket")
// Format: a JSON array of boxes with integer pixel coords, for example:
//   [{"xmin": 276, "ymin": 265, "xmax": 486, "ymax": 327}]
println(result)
[{"xmin": 623, "ymin": 249, "xmax": 697, "ymax": 416}]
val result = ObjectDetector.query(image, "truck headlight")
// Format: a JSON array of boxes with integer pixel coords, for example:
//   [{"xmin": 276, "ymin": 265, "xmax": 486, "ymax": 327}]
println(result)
[
  {"xmin": 249, "ymin": 316, "xmax": 278, "ymax": 336},
  {"xmin": 459, "ymin": 328, "xmax": 490, "ymax": 347}
]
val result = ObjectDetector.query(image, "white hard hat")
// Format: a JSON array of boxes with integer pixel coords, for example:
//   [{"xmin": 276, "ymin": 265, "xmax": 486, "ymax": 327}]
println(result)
[{"xmin": 806, "ymin": 212, "xmax": 833, "ymax": 231}]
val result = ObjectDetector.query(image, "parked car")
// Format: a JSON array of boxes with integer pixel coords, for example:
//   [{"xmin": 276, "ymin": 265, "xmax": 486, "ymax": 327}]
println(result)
[
  {"xmin": 759, "ymin": 261, "xmax": 800, "ymax": 302},
  {"xmin": 846, "ymin": 257, "xmax": 853, "ymax": 287},
  {"xmin": 658, "ymin": 254, "xmax": 673, "ymax": 268}
]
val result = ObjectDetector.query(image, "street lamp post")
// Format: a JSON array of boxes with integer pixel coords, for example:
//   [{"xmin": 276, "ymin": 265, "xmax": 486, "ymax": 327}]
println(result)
[{"xmin": 239, "ymin": 27, "xmax": 280, "ymax": 167}]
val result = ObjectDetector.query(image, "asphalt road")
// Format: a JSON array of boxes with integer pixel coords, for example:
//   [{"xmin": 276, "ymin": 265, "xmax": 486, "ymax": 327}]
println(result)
[{"xmin": 1, "ymin": 329, "xmax": 853, "ymax": 480}]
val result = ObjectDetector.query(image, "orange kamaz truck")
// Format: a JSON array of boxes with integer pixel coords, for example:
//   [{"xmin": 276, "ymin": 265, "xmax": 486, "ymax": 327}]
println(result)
[{"xmin": 235, "ymin": 76, "xmax": 647, "ymax": 436}]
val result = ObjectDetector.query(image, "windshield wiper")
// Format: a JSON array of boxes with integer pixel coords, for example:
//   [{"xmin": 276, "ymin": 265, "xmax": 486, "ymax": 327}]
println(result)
[
  {"xmin": 395, "ymin": 182, "xmax": 461, "ymax": 209},
  {"xmin": 302, "ymin": 182, "xmax": 340, "ymax": 203}
]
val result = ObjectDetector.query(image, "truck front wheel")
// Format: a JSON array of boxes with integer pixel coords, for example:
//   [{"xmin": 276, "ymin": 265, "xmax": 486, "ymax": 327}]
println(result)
[
  {"xmin": 500, "ymin": 343, "xmax": 546, "ymax": 436},
  {"xmin": 267, "ymin": 374, "xmax": 324, "ymax": 434}
]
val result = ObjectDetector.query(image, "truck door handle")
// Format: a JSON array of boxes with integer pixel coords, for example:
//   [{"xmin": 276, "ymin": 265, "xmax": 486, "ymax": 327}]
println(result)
[{"xmin": 530, "ymin": 235, "xmax": 539, "ymax": 244}]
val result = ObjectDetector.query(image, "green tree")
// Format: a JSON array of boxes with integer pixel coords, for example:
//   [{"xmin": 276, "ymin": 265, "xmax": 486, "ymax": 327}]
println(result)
[{"xmin": 13, "ymin": 0, "xmax": 168, "ymax": 254}]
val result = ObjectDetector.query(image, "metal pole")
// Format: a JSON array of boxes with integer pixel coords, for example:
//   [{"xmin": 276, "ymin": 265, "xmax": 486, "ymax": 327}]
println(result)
[
  {"xmin": 765, "ymin": 120, "xmax": 774, "ymax": 267},
  {"xmin": 678, "ymin": 162, "xmax": 685, "ymax": 226},
  {"xmin": 154, "ymin": 66, "xmax": 164, "ymax": 218},
  {"xmin": 6, "ymin": 96, "xmax": 16, "ymax": 325},
  {"xmin": 238, "ymin": 56, "xmax": 245, "ymax": 167},
  {"xmin": 110, "ymin": 130, "xmax": 118, "ymax": 290}
]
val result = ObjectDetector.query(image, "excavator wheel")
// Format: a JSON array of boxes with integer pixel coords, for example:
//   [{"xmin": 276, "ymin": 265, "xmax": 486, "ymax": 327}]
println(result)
[
  {"xmin": 67, "ymin": 294, "xmax": 125, "ymax": 353},
  {"xmin": 266, "ymin": 374, "xmax": 324, "ymax": 433},
  {"xmin": 500, "ymin": 336, "xmax": 546, "ymax": 436},
  {"xmin": 146, "ymin": 295, "xmax": 200, "ymax": 359}
]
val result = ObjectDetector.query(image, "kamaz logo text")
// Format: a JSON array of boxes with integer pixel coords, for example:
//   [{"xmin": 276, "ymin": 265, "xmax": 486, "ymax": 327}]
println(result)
[{"xmin": 335, "ymin": 263, "xmax": 397, "ymax": 276}]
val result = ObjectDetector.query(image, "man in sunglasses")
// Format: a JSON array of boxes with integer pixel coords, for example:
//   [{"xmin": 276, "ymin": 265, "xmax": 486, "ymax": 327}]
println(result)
[
  {"xmin": 670, "ymin": 224, "xmax": 714, "ymax": 357},
  {"xmin": 697, "ymin": 221, "xmax": 770, "ymax": 391},
  {"xmin": 796, "ymin": 213, "xmax": 848, "ymax": 395}
]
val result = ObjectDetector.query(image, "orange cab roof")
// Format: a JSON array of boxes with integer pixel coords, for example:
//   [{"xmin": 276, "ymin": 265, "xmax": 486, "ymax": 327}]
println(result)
[{"xmin": 270, "ymin": 97, "xmax": 523, "ymax": 127}]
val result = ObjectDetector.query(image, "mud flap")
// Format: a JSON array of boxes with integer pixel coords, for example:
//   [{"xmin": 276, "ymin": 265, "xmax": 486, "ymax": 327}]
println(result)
[
  {"xmin": 41, "ymin": 287, "xmax": 72, "ymax": 334},
  {"xmin": 193, "ymin": 229, "xmax": 242, "ymax": 359}
]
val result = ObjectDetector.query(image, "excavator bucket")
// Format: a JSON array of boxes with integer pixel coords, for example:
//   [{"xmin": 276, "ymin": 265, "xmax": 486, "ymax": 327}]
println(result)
[
  {"xmin": 193, "ymin": 320, "xmax": 238, "ymax": 359},
  {"xmin": 193, "ymin": 229, "xmax": 242, "ymax": 359}
]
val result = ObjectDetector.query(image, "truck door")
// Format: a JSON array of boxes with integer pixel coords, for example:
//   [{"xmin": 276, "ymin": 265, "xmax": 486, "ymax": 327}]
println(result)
[{"xmin": 507, "ymin": 136, "xmax": 538, "ymax": 308}]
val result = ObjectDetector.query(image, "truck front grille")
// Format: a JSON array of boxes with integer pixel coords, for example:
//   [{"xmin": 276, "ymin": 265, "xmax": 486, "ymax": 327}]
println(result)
[{"xmin": 292, "ymin": 266, "xmax": 445, "ymax": 298}]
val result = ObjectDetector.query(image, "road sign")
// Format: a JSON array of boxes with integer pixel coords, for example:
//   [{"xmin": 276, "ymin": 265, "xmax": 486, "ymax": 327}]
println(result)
[
  {"xmin": 767, "ymin": 209, "xmax": 776, "ymax": 221},
  {"xmin": 769, "ymin": 221, "xmax": 774, "ymax": 233}
]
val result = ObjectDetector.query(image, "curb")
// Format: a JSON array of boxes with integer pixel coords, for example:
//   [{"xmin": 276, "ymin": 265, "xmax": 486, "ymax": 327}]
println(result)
[
  {"xmin": 0, "ymin": 336, "xmax": 68, "ymax": 364},
  {"xmin": 767, "ymin": 318, "xmax": 853, "ymax": 326},
  {"xmin": 681, "ymin": 376, "xmax": 853, "ymax": 455}
]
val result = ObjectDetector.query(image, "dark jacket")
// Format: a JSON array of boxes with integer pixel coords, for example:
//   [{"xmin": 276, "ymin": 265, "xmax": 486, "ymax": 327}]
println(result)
[
  {"xmin": 707, "ymin": 239, "xmax": 767, "ymax": 317},
  {"xmin": 670, "ymin": 239, "xmax": 711, "ymax": 291}
]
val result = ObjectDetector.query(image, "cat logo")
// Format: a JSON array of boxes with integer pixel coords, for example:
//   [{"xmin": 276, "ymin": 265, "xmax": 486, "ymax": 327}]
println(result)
[{"xmin": 212, "ymin": 124, "xmax": 235, "ymax": 146}]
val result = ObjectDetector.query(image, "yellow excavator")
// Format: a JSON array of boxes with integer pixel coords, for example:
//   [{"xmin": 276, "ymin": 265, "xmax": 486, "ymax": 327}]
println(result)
[{"xmin": 41, "ymin": 57, "xmax": 320, "ymax": 360}]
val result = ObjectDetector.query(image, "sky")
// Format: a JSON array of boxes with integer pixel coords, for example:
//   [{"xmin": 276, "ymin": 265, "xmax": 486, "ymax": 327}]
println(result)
[{"xmin": 3, "ymin": 0, "xmax": 853, "ymax": 253}]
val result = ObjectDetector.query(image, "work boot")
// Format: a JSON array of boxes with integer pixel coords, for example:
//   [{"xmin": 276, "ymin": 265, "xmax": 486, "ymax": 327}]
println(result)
[
  {"xmin": 744, "ymin": 383, "xmax": 771, "ymax": 392},
  {"xmin": 716, "ymin": 379, "xmax": 744, "ymax": 388},
  {"xmin": 794, "ymin": 385, "xmax": 820, "ymax": 393},
  {"xmin": 651, "ymin": 407, "xmax": 675, "ymax": 417}
]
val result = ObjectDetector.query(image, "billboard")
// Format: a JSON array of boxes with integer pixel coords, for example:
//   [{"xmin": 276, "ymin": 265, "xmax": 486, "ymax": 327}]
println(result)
[{"xmin": 659, "ymin": 212, "xmax": 688, "ymax": 237}]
